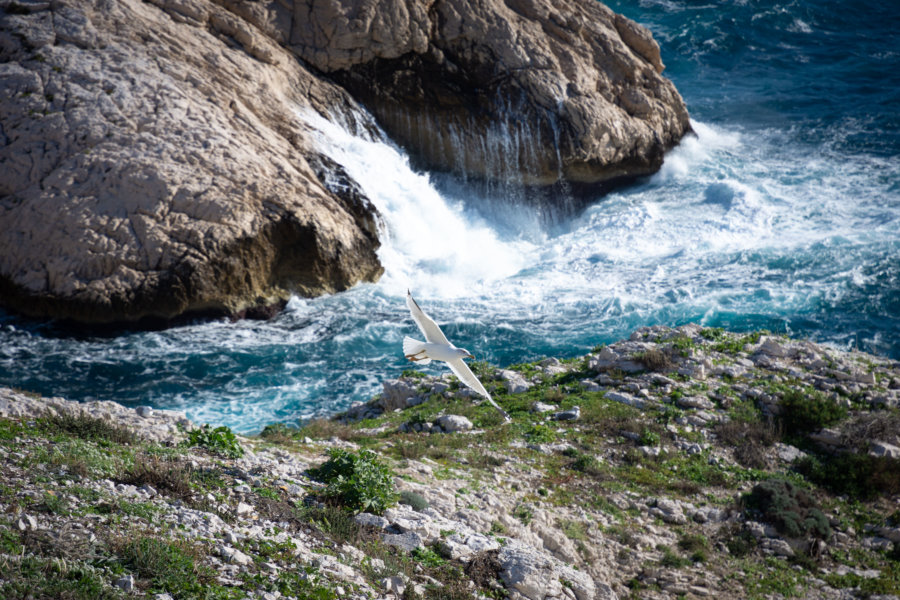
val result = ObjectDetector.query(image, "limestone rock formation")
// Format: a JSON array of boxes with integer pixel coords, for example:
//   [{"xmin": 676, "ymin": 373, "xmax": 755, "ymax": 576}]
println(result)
[
  {"xmin": 289, "ymin": 0, "xmax": 691, "ymax": 187},
  {"xmin": 1, "ymin": 0, "xmax": 689, "ymax": 323},
  {"xmin": 0, "ymin": 0, "xmax": 382, "ymax": 323}
]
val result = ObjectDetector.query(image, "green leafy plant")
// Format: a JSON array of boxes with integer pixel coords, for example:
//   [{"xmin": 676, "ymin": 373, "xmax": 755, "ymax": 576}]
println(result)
[
  {"xmin": 183, "ymin": 425, "xmax": 244, "ymax": 459},
  {"xmin": 308, "ymin": 448, "xmax": 398, "ymax": 514},
  {"xmin": 638, "ymin": 428, "xmax": 661, "ymax": 447}
]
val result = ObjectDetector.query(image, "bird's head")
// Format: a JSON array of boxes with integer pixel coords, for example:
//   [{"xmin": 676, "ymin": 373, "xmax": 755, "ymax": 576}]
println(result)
[{"xmin": 457, "ymin": 348, "xmax": 475, "ymax": 360}]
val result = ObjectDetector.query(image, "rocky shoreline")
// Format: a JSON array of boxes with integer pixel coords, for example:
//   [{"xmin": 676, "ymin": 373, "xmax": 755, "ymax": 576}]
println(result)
[
  {"xmin": 2, "ymin": 324, "xmax": 899, "ymax": 599},
  {"xmin": 0, "ymin": 0, "xmax": 689, "ymax": 323}
]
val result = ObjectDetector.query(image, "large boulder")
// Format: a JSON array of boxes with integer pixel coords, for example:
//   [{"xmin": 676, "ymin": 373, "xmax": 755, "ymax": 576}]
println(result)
[
  {"xmin": 290, "ymin": 0, "xmax": 691, "ymax": 188},
  {"xmin": 0, "ymin": 0, "xmax": 382, "ymax": 323}
]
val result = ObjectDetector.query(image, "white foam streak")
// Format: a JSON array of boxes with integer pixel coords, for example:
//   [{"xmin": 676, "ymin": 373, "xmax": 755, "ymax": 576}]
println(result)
[{"xmin": 300, "ymin": 110, "xmax": 532, "ymax": 298}]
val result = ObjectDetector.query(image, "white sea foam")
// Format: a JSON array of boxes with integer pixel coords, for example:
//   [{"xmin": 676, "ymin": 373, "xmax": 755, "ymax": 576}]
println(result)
[{"xmin": 300, "ymin": 109, "xmax": 533, "ymax": 299}]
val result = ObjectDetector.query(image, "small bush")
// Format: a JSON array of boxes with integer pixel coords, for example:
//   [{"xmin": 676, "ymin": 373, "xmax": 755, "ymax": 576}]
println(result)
[
  {"xmin": 743, "ymin": 479, "xmax": 831, "ymax": 540},
  {"xmin": 725, "ymin": 528, "xmax": 758, "ymax": 557},
  {"xmin": 635, "ymin": 348, "xmax": 673, "ymax": 372},
  {"xmin": 183, "ymin": 425, "xmax": 243, "ymax": 459},
  {"xmin": 259, "ymin": 423, "xmax": 297, "ymax": 443},
  {"xmin": 308, "ymin": 448, "xmax": 398, "ymax": 514},
  {"xmin": 796, "ymin": 452, "xmax": 900, "ymax": 500},
  {"xmin": 715, "ymin": 419, "xmax": 779, "ymax": 469},
  {"xmin": 570, "ymin": 452, "xmax": 603, "ymax": 476},
  {"xmin": 399, "ymin": 490, "xmax": 429, "ymax": 512},
  {"xmin": 778, "ymin": 389, "xmax": 847, "ymax": 436},
  {"xmin": 525, "ymin": 424, "xmax": 557, "ymax": 444},
  {"xmin": 41, "ymin": 412, "xmax": 136, "ymax": 446},
  {"xmin": 658, "ymin": 545, "xmax": 690, "ymax": 568},
  {"xmin": 122, "ymin": 454, "xmax": 194, "ymax": 498},
  {"xmin": 638, "ymin": 428, "xmax": 661, "ymax": 447}
]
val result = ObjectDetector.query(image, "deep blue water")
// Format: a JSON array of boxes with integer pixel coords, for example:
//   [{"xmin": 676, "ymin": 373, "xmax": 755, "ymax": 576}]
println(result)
[{"xmin": 1, "ymin": 0, "xmax": 898, "ymax": 432}]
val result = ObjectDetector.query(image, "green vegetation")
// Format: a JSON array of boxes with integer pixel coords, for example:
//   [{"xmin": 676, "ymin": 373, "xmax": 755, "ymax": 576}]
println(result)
[
  {"xmin": 399, "ymin": 489, "xmax": 429, "ymax": 511},
  {"xmin": 743, "ymin": 479, "xmax": 831, "ymax": 540},
  {"xmin": 796, "ymin": 453, "xmax": 900, "ymax": 500},
  {"xmin": 309, "ymin": 448, "xmax": 398, "ymax": 514},
  {"xmin": 182, "ymin": 424, "xmax": 244, "ymax": 459},
  {"xmin": 778, "ymin": 388, "xmax": 847, "ymax": 436}
]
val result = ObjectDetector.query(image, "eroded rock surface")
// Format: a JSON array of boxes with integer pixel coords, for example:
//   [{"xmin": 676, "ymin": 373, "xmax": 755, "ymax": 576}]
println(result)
[
  {"xmin": 293, "ymin": 0, "xmax": 691, "ymax": 187},
  {"xmin": 0, "ymin": 0, "xmax": 382, "ymax": 323}
]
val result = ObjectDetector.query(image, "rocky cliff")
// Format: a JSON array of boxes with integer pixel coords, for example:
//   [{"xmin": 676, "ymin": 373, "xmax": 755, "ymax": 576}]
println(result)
[
  {"xmin": 0, "ymin": 0, "xmax": 383, "ymax": 323},
  {"xmin": 304, "ymin": 0, "xmax": 691, "ymax": 186},
  {"xmin": 0, "ymin": 0, "xmax": 689, "ymax": 323}
]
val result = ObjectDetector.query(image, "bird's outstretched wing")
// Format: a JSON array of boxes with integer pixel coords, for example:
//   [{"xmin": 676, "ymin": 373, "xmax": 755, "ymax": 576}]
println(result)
[
  {"xmin": 447, "ymin": 359, "xmax": 511, "ymax": 422},
  {"xmin": 406, "ymin": 291, "xmax": 450, "ymax": 345}
]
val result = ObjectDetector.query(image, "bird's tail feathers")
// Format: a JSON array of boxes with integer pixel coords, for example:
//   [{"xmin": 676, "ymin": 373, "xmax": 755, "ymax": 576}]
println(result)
[{"xmin": 403, "ymin": 336, "xmax": 431, "ymax": 365}]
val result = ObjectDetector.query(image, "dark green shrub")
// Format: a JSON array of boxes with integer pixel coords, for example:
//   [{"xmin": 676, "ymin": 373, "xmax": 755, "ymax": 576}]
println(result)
[
  {"xmin": 309, "ymin": 448, "xmax": 398, "ymax": 514},
  {"xmin": 41, "ymin": 412, "xmax": 136, "ymax": 446},
  {"xmin": 743, "ymin": 479, "xmax": 831, "ymax": 540},
  {"xmin": 778, "ymin": 389, "xmax": 847, "ymax": 436},
  {"xmin": 399, "ymin": 490, "xmax": 429, "ymax": 512},
  {"xmin": 725, "ymin": 528, "xmax": 757, "ymax": 557},
  {"xmin": 570, "ymin": 452, "xmax": 603, "ymax": 476},
  {"xmin": 796, "ymin": 452, "xmax": 900, "ymax": 500},
  {"xmin": 183, "ymin": 425, "xmax": 244, "ymax": 458}
]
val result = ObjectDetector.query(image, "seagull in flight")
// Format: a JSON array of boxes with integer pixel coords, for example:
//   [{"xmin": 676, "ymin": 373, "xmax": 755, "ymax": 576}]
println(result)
[{"xmin": 403, "ymin": 291, "xmax": 511, "ymax": 422}]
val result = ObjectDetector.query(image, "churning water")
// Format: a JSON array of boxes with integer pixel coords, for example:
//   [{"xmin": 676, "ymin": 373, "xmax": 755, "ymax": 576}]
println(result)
[{"xmin": 1, "ymin": 0, "xmax": 898, "ymax": 432}]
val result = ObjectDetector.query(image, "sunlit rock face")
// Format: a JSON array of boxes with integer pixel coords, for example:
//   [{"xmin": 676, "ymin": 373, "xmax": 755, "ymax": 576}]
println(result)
[
  {"xmin": 290, "ymin": 0, "xmax": 691, "ymax": 187},
  {"xmin": 0, "ymin": 0, "xmax": 382, "ymax": 323},
  {"xmin": 0, "ymin": 0, "xmax": 688, "ymax": 323}
]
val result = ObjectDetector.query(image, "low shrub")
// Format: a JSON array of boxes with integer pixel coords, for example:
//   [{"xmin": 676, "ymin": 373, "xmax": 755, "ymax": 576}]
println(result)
[
  {"xmin": 778, "ymin": 389, "xmax": 847, "ymax": 436},
  {"xmin": 634, "ymin": 348, "xmax": 674, "ymax": 372},
  {"xmin": 715, "ymin": 419, "xmax": 780, "ymax": 469},
  {"xmin": 399, "ymin": 490, "xmax": 429, "ymax": 512},
  {"xmin": 183, "ymin": 425, "xmax": 243, "ymax": 459},
  {"xmin": 41, "ymin": 412, "xmax": 136, "ymax": 446},
  {"xmin": 308, "ymin": 448, "xmax": 398, "ymax": 514},
  {"xmin": 122, "ymin": 454, "xmax": 194, "ymax": 499},
  {"xmin": 259, "ymin": 423, "xmax": 297, "ymax": 444},
  {"xmin": 796, "ymin": 452, "xmax": 900, "ymax": 500},
  {"xmin": 743, "ymin": 479, "xmax": 831, "ymax": 540}
]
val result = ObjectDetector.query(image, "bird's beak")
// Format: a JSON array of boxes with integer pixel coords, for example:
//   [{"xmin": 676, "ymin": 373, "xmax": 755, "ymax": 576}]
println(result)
[{"xmin": 466, "ymin": 353, "xmax": 475, "ymax": 360}]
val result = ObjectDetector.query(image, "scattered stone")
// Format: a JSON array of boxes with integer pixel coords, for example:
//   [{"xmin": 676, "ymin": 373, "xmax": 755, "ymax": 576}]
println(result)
[
  {"xmin": 433, "ymin": 415, "xmax": 474, "ymax": 433},
  {"xmin": 531, "ymin": 401, "xmax": 556, "ymax": 413},
  {"xmin": 355, "ymin": 512, "xmax": 390, "ymax": 530},
  {"xmin": 760, "ymin": 537, "xmax": 794, "ymax": 557},
  {"xmin": 136, "ymin": 405, "xmax": 154, "ymax": 418},
  {"xmin": 649, "ymin": 498, "xmax": 686, "ymax": 524},
  {"xmin": 382, "ymin": 531, "xmax": 423, "ymax": 553},
  {"xmin": 775, "ymin": 443, "xmax": 807, "ymax": 462},
  {"xmin": 382, "ymin": 575, "xmax": 406, "ymax": 596},
  {"xmin": 869, "ymin": 441, "xmax": 900, "ymax": 459},
  {"xmin": 218, "ymin": 545, "xmax": 253, "ymax": 566},
  {"xmin": 551, "ymin": 406, "xmax": 580, "ymax": 421},
  {"xmin": 500, "ymin": 370, "xmax": 534, "ymax": 394},
  {"xmin": 114, "ymin": 574, "xmax": 135, "ymax": 592},
  {"xmin": 676, "ymin": 395, "xmax": 715, "ymax": 410}
]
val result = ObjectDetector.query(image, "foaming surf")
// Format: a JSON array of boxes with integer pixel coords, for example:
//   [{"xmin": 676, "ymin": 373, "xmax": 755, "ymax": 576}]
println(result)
[{"xmin": 0, "ymin": 0, "xmax": 898, "ymax": 431}]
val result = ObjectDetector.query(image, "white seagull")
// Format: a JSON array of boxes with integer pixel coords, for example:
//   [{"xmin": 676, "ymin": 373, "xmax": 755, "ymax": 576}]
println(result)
[{"xmin": 403, "ymin": 291, "xmax": 511, "ymax": 422}]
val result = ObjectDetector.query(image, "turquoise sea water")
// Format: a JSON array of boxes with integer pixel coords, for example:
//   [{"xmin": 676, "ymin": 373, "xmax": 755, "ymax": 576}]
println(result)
[{"xmin": 1, "ymin": 0, "xmax": 898, "ymax": 432}]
